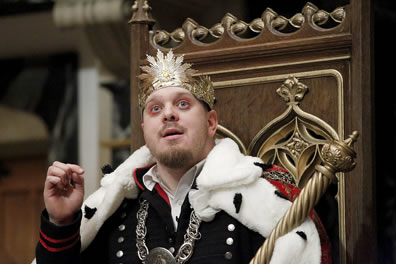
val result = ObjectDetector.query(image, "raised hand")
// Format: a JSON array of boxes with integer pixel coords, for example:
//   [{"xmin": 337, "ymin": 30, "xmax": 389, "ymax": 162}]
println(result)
[{"xmin": 44, "ymin": 161, "xmax": 85, "ymax": 226}]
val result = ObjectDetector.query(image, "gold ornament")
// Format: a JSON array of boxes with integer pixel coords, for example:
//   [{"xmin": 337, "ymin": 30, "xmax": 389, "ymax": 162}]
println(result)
[{"xmin": 138, "ymin": 49, "xmax": 215, "ymax": 109}]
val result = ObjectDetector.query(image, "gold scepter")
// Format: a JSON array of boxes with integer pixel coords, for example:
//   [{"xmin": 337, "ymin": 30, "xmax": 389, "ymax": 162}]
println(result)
[{"xmin": 250, "ymin": 131, "xmax": 359, "ymax": 264}]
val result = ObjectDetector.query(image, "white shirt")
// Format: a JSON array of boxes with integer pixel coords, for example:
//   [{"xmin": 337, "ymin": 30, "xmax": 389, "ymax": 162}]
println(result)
[{"xmin": 142, "ymin": 160, "xmax": 205, "ymax": 229}]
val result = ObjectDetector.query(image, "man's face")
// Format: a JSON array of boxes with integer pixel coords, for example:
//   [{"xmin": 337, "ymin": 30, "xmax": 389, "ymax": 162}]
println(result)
[{"xmin": 141, "ymin": 87, "xmax": 217, "ymax": 169}]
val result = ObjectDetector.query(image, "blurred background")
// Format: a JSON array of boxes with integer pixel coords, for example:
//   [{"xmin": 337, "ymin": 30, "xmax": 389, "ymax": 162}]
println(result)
[{"xmin": 0, "ymin": 0, "xmax": 394, "ymax": 263}]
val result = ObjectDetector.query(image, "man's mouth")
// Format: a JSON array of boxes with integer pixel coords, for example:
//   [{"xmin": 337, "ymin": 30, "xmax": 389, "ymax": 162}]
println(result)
[{"xmin": 162, "ymin": 128, "xmax": 184, "ymax": 138}]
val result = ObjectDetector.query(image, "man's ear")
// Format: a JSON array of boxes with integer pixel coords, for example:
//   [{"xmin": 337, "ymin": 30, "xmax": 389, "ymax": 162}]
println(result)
[
  {"xmin": 141, "ymin": 122, "xmax": 144, "ymax": 131},
  {"xmin": 207, "ymin": 110, "xmax": 218, "ymax": 137}
]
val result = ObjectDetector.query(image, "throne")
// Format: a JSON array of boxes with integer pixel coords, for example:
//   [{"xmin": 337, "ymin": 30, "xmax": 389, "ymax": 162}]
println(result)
[{"xmin": 128, "ymin": 1, "xmax": 374, "ymax": 263}]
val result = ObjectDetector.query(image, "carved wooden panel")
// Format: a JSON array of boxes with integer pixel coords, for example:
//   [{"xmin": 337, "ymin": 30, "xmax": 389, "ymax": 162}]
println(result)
[{"xmin": 212, "ymin": 71, "xmax": 343, "ymax": 155}]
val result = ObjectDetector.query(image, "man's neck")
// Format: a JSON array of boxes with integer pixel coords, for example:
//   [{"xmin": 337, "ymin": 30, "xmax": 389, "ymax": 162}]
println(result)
[
  {"xmin": 154, "ymin": 142, "xmax": 215, "ymax": 194},
  {"xmin": 155, "ymin": 164, "xmax": 190, "ymax": 194}
]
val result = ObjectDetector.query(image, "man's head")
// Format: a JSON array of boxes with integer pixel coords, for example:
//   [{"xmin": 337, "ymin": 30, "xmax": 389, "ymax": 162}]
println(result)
[{"xmin": 139, "ymin": 50, "xmax": 217, "ymax": 170}]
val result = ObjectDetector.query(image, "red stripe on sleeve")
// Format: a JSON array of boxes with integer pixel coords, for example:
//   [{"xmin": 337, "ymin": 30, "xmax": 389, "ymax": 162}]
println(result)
[
  {"xmin": 39, "ymin": 235, "xmax": 80, "ymax": 252},
  {"xmin": 40, "ymin": 230, "xmax": 79, "ymax": 244}
]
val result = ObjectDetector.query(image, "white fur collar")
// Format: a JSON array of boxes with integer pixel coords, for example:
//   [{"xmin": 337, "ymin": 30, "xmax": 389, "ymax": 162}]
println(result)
[
  {"xmin": 80, "ymin": 138, "xmax": 261, "ymax": 249},
  {"xmin": 197, "ymin": 138, "xmax": 264, "ymax": 190},
  {"xmin": 77, "ymin": 138, "xmax": 320, "ymax": 264}
]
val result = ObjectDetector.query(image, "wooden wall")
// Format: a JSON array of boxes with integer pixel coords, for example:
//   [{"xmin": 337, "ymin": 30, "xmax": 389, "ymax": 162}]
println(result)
[{"xmin": 0, "ymin": 157, "xmax": 46, "ymax": 263}]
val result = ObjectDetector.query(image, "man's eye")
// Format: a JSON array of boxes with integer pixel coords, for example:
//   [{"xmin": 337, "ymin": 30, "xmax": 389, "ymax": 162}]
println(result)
[
  {"xmin": 151, "ymin": 105, "xmax": 161, "ymax": 113},
  {"xmin": 178, "ymin": 100, "xmax": 189, "ymax": 109}
]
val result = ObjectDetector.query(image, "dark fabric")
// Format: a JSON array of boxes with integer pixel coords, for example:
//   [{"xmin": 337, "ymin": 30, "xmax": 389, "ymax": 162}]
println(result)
[
  {"xmin": 36, "ymin": 210, "xmax": 82, "ymax": 263},
  {"xmin": 36, "ymin": 167, "xmax": 265, "ymax": 264}
]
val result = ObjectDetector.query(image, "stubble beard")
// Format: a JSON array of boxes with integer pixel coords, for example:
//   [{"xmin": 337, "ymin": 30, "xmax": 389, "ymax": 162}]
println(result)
[
  {"xmin": 156, "ymin": 148, "xmax": 194, "ymax": 169},
  {"xmin": 148, "ymin": 123, "xmax": 208, "ymax": 169}
]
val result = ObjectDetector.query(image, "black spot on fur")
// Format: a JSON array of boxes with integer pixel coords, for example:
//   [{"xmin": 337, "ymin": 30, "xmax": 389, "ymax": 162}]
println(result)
[
  {"xmin": 191, "ymin": 180, "xmax": 198, "ymax": 190},
  {"xmin": 296, "ymin": 231, "xmax": 307, "ymax": 241},
  {"xmin": 84, "ymin": 205, "xmax": 97, "ymax": 219},
  {"xmin": 233, "ymin": 193, "xmax": 243, "ymax": 214},
  {"xmin": 274, "ymin": 190, "xmax": 289, "ymax": 200},
  {"xmin": 254, "ymin": 162, "xmax": 273, "ymax": 172},
  {"xmin": 101, "ymin": 164, "xmax": 114, "ymax": 175}
]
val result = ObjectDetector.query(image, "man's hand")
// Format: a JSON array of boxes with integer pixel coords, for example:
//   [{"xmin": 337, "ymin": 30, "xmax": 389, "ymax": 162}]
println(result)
[{"xmin": 44, "ymin": 161, "xmax": 85, "ymax": 226}]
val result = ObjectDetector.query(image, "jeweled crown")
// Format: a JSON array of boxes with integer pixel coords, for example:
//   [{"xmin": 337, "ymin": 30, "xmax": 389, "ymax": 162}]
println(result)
[{"xmin": 138, "ymin": 49, "xmax": 215, "ymax": 109}]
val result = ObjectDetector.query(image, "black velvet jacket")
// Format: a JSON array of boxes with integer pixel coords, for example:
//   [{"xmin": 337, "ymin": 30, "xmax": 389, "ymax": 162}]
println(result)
[{"xmin": 36, "ymin": 166, "xmax": 265, "ymax": 264}]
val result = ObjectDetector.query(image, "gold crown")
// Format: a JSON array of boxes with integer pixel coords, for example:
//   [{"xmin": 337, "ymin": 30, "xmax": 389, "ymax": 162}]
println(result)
[{"xmin": 138, "ymin": 49, "xmax": 215, "ymax": 109}]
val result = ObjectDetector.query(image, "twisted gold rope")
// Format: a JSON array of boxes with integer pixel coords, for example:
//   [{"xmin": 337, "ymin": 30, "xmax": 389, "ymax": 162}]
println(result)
[
  {"xmin": 249, "ymin": 170, "xmax": 331, "ymax": 264},
  {"xmin": 250, "ymin": 131, "xmax": 358, "ymax": 264}
]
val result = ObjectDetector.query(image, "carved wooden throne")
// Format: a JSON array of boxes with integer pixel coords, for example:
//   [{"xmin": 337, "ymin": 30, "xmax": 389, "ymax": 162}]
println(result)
[{"xmin": 128, "ymin": 0, "xmax": 374, "ymax": 263}]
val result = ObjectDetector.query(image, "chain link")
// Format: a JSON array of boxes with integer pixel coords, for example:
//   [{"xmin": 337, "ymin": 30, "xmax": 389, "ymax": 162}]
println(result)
[
  {"xmin": 136, "ymin": 200, "xmax": 150, "ymax": 262},
  {"xmin": 136, "ymin": 199, "xmax": 202, "ymax": 264},
  {"xmin": 175, "ymin": 210, "xmax": 202, "ymax": 263}
]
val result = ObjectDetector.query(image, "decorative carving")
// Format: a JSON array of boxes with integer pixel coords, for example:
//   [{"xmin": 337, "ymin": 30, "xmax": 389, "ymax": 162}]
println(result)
[
  {"xmin": 271, "ymin": 15, "xmax": 289, "ymax": 31},
  {"xmin": 130, "ymin": 0, "xmax": 155, "ymax": 24},
  {"xmin": 320, "ymin": 131, "xmax": 358, "ymax": 177},
  {"xmin": 254, "ymin": 117, "xmax": 334, "ymax": 188},
  {"xmin": 331, "ymin": 7, "xmax": 346, "ymax": 23},
  {"xmin": 246, "ymin": 75, "xmax": 341, "ymax": 188},
  {"xmin": 210, "ymin": 23, "xmax": 225, "ymax": 38},
  {"xmin": 311, "ymin": 6, "xmax": 346, "ymax": 26},
  {"xmin": 285, "ymin": 131, "xmax": 310, "ymax": 159},
  {"xmin": 290, "ymin": 13, "xmax": 305, "ymax": 28},
  {"xmin": 276, "ymin": 76, "xmax": 309, "ymax": 105},
  {"xmin": 249, "ymin": 18, "xmax": 264, "ymax": 33},
  {"xmin": 230, "ymin": 20, "xmax": 249, "ymax": 35},
  {"xmin": 192, "ymin": 25, "xmax": 209, "ymax": 41},
  {"xmin": 221, "ymin": 13, "xmax": 238, "ymax": 31},
  {"xmin": 153, "ymin": 31, "xmax": 170, "ymax": 46},
  {"xmin": 150, "ymin": 2, "xmax": 347, "ymax": 48},
  {"xmin": 265, "ymin": 9, "xmax": 305, "ymax": 31}
]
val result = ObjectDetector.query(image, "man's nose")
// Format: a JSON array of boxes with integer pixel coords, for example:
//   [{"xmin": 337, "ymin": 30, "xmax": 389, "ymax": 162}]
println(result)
[{"xmin": 163, "ymin": 105, "xmax": 179, "ymax": 121}]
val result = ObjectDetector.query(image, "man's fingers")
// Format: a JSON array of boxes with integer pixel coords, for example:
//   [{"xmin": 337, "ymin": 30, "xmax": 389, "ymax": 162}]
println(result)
[
  {"xmin": 46, "ymin": 175, "xmax": 61, "ymax": 187},
  {"xmin": 48, "ymin": 162, "xmax": 84, "ymax": 187},
  {"xmin": 71, "ymin": 172, "xmax": 84, "ymax": 194},
  {"xmin": 45, "ymin": 161, "xmax": 85, "ymax": 199},
  {"xmin": 50, "ymin": 161, "xmax": 84, "ymax": 175},
  {"xmin": 52, "ymin": 161, "xmax": 71, "ymax": 171},
  {"xmin": 66, "ymin": 163, "xmax": 84, "ymax": 175},
  {"xmin": 48, "ymin": 165, "xmax": 71, "ymax": 185},
  {"xmin": 48, "ymin": 166, "xmax": 67, "ymax": 177},
  {"xmin": 45, "ymin": 175, "xmax": 66, "ymax": 193}
]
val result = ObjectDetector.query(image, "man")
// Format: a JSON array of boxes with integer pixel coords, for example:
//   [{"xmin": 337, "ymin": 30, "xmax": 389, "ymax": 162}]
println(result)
[{"xmin": 35, "ymin": 50, "xmax": 326, "ymax": 263}]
